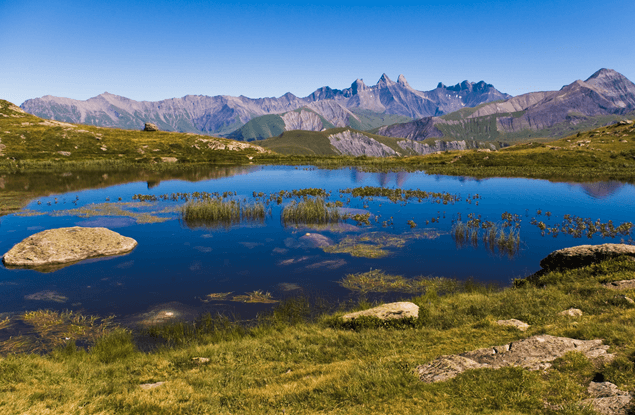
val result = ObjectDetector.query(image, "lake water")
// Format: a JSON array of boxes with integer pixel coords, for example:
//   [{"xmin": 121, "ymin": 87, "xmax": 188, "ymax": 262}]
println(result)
[{"xmin": 1, "ymin": 165, "xmax": 634, "ymax": 327}]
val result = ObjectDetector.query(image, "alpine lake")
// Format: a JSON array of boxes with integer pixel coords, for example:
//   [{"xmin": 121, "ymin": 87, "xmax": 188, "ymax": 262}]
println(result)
[{"xmin": 1, "ymin": 165, "xmax": 634, "ymax": 350}]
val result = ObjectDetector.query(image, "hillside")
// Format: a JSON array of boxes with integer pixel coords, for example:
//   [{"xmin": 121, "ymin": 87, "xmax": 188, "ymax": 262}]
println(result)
[
  {"xmin": 0, "ymin": 99, "xmax": 270, "ymax": 166},
  {"xmin": 20, "ymin": 74, "xmax": 509, "ymax": 136},
  {"xmin": 375, "ymin": 69, "xmax": 635, "ymax": 145},
  {"xmin": 257, "ymin": 128, "xmax": 483, "ymax": 157}
]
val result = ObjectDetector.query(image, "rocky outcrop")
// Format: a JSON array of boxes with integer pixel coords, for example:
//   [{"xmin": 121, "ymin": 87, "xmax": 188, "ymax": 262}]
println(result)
[
  {"xmin": 328, "ymin": 131, "xmax": 397, "ymax": 157},
  {"xmin": 559, "ymin": 308, "xmax": 583, "ymax": 317},
  {"xmin": 416, "ymin": 335, "xmax": 614, "ymax": 383},
  {"xmin": 583, "ymin": 382, "xmax": 633, "ymax": 415},
  {"xmin": 540, "ymin": 243, "xmax": 635, "ymax": 270},
  {"xmin": 144, "ymin": 122, "xmax": 159, "ymax": 131},
  {"xmin": 398, "ymin": 139, "xmax": 467, "ymax": 155},
  {"xmin": 377, "ymin": 117, "xmax": 446, "ymax": 141},
  {"xmin": 342, "ymin": 302, "xmax": 419, "ymax": 321},
  {"xmin": 2, "ymin": 227, "xmax": 137, "ymax": 269},
  {"xmin": 281, "ymin": 110, "xmax": 323, "ymax": 131},
  {"xmin": 306, "ymin": 100, "xmax": 360, "ymax": 128}
]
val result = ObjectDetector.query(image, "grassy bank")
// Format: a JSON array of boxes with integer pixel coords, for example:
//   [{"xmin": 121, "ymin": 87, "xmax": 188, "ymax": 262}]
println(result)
[{"xmin": 1, "ymin": 257, "xmax": 635, "ymax": 413}]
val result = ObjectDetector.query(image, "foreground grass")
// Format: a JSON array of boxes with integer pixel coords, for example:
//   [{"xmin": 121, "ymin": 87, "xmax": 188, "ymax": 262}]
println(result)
[{"xmin": 2, "ymin": 257, "xmax": 635, "ymax": 414}]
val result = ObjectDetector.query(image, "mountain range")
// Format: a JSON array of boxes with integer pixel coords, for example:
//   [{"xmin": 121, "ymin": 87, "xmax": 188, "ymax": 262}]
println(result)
[
  {"xmin": 20, "ymin": 74, "xmax": 510, "ymax": 137},
  {"xmin": 375, "ymin": 69, "xmax": 635, "ymax": 143}
]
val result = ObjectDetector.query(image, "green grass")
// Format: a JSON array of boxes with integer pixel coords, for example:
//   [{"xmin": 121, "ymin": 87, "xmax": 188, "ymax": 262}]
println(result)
[
  {"xmin": 180, "ymin": 198, "xmax": 266, "ymax": 229},
  {"xmin": 281, "ymin": 197, "xmax": 344, "ymax": 226},
  {"xmin": 2, "ymin": 257, "xmax": 635, "ymax": 413}
]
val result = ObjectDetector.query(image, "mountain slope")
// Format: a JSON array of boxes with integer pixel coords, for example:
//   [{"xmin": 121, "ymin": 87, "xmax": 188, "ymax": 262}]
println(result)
[
  {"xmin": 21, "ymin": 75, "xmax": 509, "ymax": 136},
  {"xmin": 376, "ymin": 69, "xmax": 635, "ymax": 143}
]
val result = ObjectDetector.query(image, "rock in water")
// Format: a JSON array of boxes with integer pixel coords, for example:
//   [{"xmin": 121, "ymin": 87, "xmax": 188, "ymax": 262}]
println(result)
[
  {"xmin": 540, "ymin": 243, "xmax": 635, "ymax": 270},
  {"xmin": 342, "ymin": 302, "xmax": 419, "ymax": 321},
  {"xmin": 144, "ymin": 122, "xmax": 159, "ymax": 132},
  {"xmin": 2, "ymin": 227, "xmax": 137, "ymax": 269}
]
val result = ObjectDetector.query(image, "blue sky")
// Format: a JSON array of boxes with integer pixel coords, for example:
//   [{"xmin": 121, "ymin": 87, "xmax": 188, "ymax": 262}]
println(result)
[{"xmin": 1, "ymin": 0, "xmax": 633, "ymax": 105}]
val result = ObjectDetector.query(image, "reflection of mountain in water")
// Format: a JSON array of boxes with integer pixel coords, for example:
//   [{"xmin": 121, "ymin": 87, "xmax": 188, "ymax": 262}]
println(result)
[
  {"xmin": 1, "ymin": 165, "xmax": 259, "ymax": 216},
  {"xmin": 575, "ymin": 181, "xmax": 625, "ymax": 199}
]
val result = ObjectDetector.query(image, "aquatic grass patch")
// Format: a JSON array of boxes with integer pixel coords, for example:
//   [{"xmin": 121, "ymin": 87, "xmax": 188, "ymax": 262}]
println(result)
[
  {"xmin": 452, "ymin": 219, "xmax": 521, "ymax": 257},
  {"xmin": 281, "ymin": 197, "xmax": 344, "ymax": 226},
  {"xmin": 231, "ymin": 290, "xmax": 278, "ymax": 304},
  {"xmin": 0, "ymin": 310, "xmax": 117, "ymax": 354},
  {"xmin": 181, "ymin": 198, "xmax": 267, "ymax": 229},
  {"xmin": 200, "ymin": 292, "xmax": 233, "ymax": 302},
  {"xmin": 338, "ymin": 270, "xmax": 460, "ymax": 295},
  {"xmin": 324, "ymin": 230, "xmax": 443, "ymax": 259},
  {"xmin": 50, "ymin": 201, "xmax": 170, "ymax": 224}
]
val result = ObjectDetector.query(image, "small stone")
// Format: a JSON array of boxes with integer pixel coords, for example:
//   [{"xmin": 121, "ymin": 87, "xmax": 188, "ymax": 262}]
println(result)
[
  {"xmin": 342, "ymin": 302, "xmax": 419, "ymax": 321},
  {"xmin": 161, "ymin": 157, "xmax": 178, "ymax": 163},
  {"xmin": 57, "ymin": 151, "xmax": 71, "ymax": 156},
  {"xmin": 144, "ymin": 122, "xmax": 159, "ymax": 132},
  {"xmin": 559, "ymin": 308, "xmax": 583, "ymax": 317},
  {"xmin": 496, "ymin": 319, "xmax": 530, "ymax": 331},
  {"xmin": 140, "ymin": 381, "xmax": 165, "ymax": 390},
  {"xmin": 192, "ymin": 357, "xmax": 210, "ymax": 364}
]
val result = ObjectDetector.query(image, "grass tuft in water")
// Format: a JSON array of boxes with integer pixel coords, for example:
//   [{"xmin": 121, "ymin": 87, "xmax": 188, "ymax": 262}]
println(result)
[
  {"xmin": 181, "ymin": 198, "xmax": 266, "ymax": 229},
  {"xmin": 281, "ymin": 197, "xmax": 343, "ymax": 226}
]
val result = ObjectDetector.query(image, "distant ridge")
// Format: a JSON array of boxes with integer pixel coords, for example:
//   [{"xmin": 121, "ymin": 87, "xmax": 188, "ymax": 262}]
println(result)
[
  {"xmin": 20, "ymin": 74, "xmax": 510, "ymax": 137},
  {"xmin": 376, "ymin": 68, "xmax": 635, "ymax": 143}
]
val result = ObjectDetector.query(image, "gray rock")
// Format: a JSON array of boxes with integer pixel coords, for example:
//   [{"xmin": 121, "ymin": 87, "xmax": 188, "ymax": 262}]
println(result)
[
  {"xmin": 299, "ymin": 233, "xmax": 333, "ymax": 248},
  {"xmin": 604, "ymin": 279, "xmax": 635, "ymax": 290},
  {"xmin": 559, "ymin": 308, "xmax": 583, "ymax": 317},
  {"xmin": 2, "ymin": 226, "xmax": 137, "ymax": 269},
  {"xmin": 496, "ymin": 319, "xmax": 530, "ymax": 331},
  {"xmin": 540, "ymin": 243, "xmax": 635, "ymax": 270},
  {"xmin": 144, "ymin": 122, "xmax": 159, "ymax": 132},
  {"xmin": 417, "ymin": 335, "xmax": 613, "ymax": 383},
  {"xmin": 583, "ymin": 381, "xmax": 632, "ymax": 415},
  {"xmin": 328, "ymin": 130, "xmax": 397, "ymax": 157},
  {"xmin": 140, "ymin": 381, "xmax": 165, "ymax": 390},
  {"xmin": 342, "ymin": 302, "xmax": 419, "ymax": 321}
]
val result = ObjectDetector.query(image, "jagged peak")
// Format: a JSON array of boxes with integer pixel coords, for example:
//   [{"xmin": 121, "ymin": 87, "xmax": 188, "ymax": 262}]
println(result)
[
  {"xmin": 351, "ymin": 78, "xmax": 367, "ymax": 95},
  {"xmin": 436, "ymin": 82, "xmax": 446, "ymax": 89},
  {"xmin": 377, "ymin": 73, "xmax": 394, "ymax": 86},
  {"xmin": 397, "ymin": 74, "xmax": 410, "ymax": 88}
]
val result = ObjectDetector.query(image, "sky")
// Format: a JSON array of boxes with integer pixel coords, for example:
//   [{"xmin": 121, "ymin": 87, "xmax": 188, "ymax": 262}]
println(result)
[{"xmin": 1, "ymin": 0, "xmax": 634, "ymax": 105}]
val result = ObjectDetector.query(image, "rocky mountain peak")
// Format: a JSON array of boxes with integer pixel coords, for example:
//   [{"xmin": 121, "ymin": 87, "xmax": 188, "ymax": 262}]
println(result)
[
  {"xmin": 351, "ymin": 79, "xmax": 367, "ymax": 95},
  {"xmin": 397, "ymin": 74, "xmax": 410, "ymax": 88},
  {"xmin": 377, "ymin": 73, "xmax": 394, "ymax": 86},
  {"xmin": 436, "ymin": 82, "xmax": 446, "ymax": 89},
  {"xmin": 586, "ymin": 68, "xmax": 621, "ymax": 82}
]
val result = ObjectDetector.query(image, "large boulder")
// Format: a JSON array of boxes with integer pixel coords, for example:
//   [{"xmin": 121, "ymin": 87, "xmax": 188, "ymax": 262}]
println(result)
[
  {"xmin": 144, "ymin": 122, "xmax": 159, "ymax": 132},
  {"xmin": 416, "ymin": 335, "xmax": 613, "ymax": 383},
  {"xmin": 540, "ymin": 244, "xmax": 635, "ymax": 270},
  {"xmin": 342, "ymin": 302, "xmax": 419, "ymax": 321},
  {"xmin": 2, "ymin": 227, "xmax": 137, "ymax": 270}
]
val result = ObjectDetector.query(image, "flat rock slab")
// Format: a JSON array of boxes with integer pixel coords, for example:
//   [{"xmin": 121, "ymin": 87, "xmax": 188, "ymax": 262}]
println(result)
[
  {"xmin": 540, "ymin": 244, "xmax": 635, "ymax": 270},
  {"xmin": 604, "ymin": 279, "xmax": 635, "ymax": 290},
  {"xmin": 583, "ymin": 382, "xmax": 633, "ymax": 415},
  {"xmin": 342, "ymin": 302, "xmax": 419, "ymax": 321},
  {"xmin": 2, "ymin": 227, "xmax": 137, "ymax": 269},
  {"xmin": 417, "ymin": 335, "xmax": 613, "ymax": 383}
]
